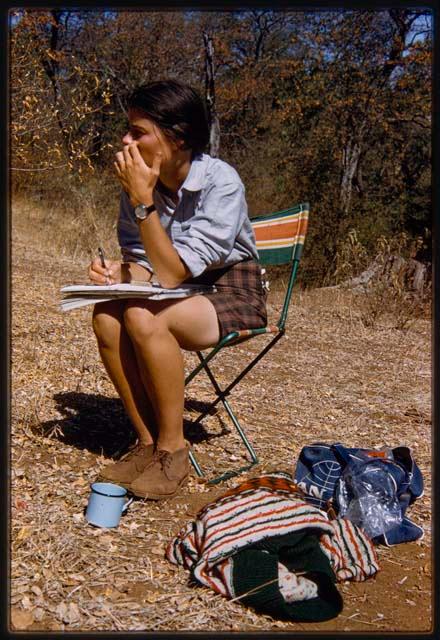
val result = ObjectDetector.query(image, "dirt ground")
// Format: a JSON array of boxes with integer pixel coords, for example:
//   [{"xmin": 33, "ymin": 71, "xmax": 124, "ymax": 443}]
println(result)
[{"xmin": 10, "ymin": 205, "xmax": 432, "ymax": 633}]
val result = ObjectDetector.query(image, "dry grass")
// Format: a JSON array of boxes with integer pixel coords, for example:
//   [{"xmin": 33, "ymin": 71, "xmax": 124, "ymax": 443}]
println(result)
[{"xmin": 10, "ymin": 197, "xmax": 432, "ymax": 632}]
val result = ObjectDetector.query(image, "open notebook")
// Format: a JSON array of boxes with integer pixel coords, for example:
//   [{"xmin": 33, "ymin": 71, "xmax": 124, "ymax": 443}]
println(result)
[{"xmin": 60, "ymin": 281, "xmax": 216, "ymax": 311}]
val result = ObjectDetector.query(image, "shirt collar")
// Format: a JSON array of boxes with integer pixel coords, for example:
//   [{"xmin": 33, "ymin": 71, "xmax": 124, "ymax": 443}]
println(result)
[{"xmin": 179, "ymin": 153, "xmax": 208, "ymax": 193}]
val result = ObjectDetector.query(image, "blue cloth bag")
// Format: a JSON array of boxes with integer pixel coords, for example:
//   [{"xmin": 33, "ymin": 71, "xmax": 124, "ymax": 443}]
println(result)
[{"xmin": 293, "ymin": 442, "xmax": 424, "ymax": 546}]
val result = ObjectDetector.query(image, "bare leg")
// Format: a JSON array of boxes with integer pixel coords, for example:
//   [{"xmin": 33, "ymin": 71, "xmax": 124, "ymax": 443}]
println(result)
[
  {"xmin": 123, "ymin": 295, "xmax": 220, "ymax": 453},
  {"xmin": 92, "ymin": 300, "xmax": 157, "ymax": 445},
  {"xmin": 123, "ymin": 304, "xmax": 186, "ymax": 453}
]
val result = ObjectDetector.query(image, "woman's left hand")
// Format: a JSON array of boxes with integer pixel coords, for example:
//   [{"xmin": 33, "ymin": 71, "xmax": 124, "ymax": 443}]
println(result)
[{"xmin": 114, "ymin": 143, "xmax": 162, "ymax": 206}]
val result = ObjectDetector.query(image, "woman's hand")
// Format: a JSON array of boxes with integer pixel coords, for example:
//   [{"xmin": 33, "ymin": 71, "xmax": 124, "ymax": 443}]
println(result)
[
  {"xmin": 114, "ymin": 143, "xmax": 162, "ymax": 207},
  {"xmin": 88, "ymin": 258, "xmax": 122, "ymax": 285}
]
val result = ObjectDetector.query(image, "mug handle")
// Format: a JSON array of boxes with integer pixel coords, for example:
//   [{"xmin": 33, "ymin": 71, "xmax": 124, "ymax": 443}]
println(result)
[{"xmin": 122, "ymin": 496, "xmax": 134, "ymax": 512}]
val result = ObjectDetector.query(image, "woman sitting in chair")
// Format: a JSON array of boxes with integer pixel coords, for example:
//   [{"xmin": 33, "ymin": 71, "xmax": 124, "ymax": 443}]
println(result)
[{"xmin": 88, "ymin": 79, "xmax": 267, "ymax": 499}]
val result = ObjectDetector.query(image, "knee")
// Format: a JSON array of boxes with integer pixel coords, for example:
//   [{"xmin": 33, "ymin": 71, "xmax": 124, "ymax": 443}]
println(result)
[
  {"xmin": 123, "ymin": 305, "xmax": 168, "ymax": 345},
  {"xmin": 92, "ymin": 305, "xmax": 121, "ymax": 349}
]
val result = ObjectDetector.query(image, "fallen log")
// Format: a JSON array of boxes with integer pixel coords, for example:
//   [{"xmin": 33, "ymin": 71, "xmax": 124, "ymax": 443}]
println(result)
[{"xmin": 339, "ymin": 255, "xmax": 430, "ymax": 295}]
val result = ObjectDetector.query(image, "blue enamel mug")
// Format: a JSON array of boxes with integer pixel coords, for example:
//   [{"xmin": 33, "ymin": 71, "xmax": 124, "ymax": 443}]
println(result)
[{"xmin": 85, "ymin": 482, "xmax": 133, "ymax": 528}]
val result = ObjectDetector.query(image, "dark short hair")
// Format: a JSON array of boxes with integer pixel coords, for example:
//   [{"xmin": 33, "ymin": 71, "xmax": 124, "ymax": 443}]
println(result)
[{"xmin": 127, "ymin": 79, "xmax": 210, "ymax": 155}]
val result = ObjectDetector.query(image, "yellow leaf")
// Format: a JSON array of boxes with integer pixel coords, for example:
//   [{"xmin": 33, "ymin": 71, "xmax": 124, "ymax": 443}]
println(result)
[
  {"xmin": 17, "ymin": 526, "xmax": 31, "ymax": 541},
  {"xmin": 145, "ymin": 592, "xmax": 161, "ymax": 603}
]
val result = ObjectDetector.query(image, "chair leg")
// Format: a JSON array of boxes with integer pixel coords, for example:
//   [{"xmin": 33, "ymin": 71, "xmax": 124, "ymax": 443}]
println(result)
[
  {"xmin": 196, "ymin": 354, "xmax": 259, "ymax": 465},
  {"xmin": 188, "ymin": 449, "xmax": 204, "ymax": 477},
  {"xmin": 185, "ymin": 332, "xmax": 284, "ymax": 483},
  {"xmin": 186, "ymin": 333, "xmax": 283, "ymax": 417},
  {"xmin": 187, "ymin": 388, "xmax": 259, "ymax": 484}
]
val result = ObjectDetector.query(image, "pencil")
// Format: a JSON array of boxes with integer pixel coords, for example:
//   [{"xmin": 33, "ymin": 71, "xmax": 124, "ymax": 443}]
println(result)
[{"xmin": 98, "ymin": 247, "xmax": 106, "ymax": 269}]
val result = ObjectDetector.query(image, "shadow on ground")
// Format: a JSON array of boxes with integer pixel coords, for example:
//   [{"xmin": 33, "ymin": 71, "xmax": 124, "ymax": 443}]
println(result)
[{"xmin": 36, "ymin": 392, "xmax": 229, "ymax": 458}]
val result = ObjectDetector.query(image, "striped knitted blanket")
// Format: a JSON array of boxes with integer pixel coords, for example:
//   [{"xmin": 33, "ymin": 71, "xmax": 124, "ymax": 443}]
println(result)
[{"xmin": 166, "ymin": 474, "xmax": 379, "ymax": 605}]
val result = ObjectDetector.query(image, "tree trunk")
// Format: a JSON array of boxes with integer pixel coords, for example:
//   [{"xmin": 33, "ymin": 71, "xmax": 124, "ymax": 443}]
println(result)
[
  {"xmin": 40, "ymin": 10, "xmax": 69, "ymax": 151},
  {"xmin": 339, "ymin": 11, "xmax": 419, "ymax": 217},
  {"xmin": 203, "ymin": 32, "xmax": 220, "ymax": 157},
  {"xmin": 340, "ymin": 135, "xmax": 362, "ymax": 215}
]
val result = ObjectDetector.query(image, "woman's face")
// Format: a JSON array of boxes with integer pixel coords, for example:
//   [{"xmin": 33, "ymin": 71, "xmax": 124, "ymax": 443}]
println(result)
[{"xmin": 122, "ymin": 108, "xmax": 178, "ymax": 167}]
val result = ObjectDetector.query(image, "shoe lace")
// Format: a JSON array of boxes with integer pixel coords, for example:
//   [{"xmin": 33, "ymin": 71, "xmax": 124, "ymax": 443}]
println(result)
[
  {"xmin": 121, "ymin": 442, "xmax": 150, "ymax": 462},
  {"xmin": 153, "ymin": 449, "xmax": 173, "ymax": 471}
]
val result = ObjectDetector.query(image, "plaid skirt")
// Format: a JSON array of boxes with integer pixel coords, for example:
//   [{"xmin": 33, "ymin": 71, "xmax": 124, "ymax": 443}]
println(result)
[{"xmin": 185, "ymin": 260, "xmax": 268, "ymax": 339}]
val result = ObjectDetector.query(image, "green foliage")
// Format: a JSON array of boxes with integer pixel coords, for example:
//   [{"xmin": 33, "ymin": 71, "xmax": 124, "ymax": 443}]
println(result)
[
  {"xmin": 10, "ymin": 9, "xmax": 432, "ymax": 286},
  {"xmin": 334, "ymin": 229, "xmax": 369, "ymax": 284}
]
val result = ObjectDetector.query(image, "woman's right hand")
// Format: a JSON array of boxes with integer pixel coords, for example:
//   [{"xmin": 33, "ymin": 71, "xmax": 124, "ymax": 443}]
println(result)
[{"xmin": 88, "ymin": 258, "xmax": 122, "ymax": 285}]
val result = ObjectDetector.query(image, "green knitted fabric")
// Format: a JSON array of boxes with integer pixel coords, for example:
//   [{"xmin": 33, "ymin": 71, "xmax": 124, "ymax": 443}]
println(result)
[{"xmin": 231, "ymin": 530, "xmax": 343, "ymax": 622}]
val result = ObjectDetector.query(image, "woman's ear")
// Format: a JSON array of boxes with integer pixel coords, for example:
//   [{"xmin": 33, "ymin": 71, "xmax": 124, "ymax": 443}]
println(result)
[
  {"xmin": 175, "ymin": 138, "xmax": 186, "ymax": 150},
  {"xmin": 170, "ymin": 124, "xmax": 187, "ymax": 150}
]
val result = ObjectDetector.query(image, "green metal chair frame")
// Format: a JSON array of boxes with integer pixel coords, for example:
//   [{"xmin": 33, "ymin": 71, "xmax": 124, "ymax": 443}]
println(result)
[{"xmin": 184, "ymin": 202, "xmax": 310, "ymax": 484}]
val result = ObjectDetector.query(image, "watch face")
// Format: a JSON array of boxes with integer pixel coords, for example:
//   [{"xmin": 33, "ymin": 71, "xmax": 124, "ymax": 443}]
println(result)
[
  {"xmin": 135, "ymin": 203, "xmax": 156, "ymax": 221},
  {"xmin": 135, "ymin": 204, "xmax": 147, "ymax": 220}
]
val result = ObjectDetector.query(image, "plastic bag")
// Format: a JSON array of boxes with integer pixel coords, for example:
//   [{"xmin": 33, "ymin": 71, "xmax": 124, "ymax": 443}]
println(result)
[
  {"xmin": 295, "ymin": 442, "xmax": 424, "ymax": 545},
  {"xmin": 336, "ymin": 460, "xmax": 402, "ymax": 539}
]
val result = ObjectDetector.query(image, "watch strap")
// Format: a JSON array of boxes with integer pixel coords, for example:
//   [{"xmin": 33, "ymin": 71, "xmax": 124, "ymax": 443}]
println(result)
[{"xmin": 144, "ymin": 203, "xmax": 156, "ymax": 215}]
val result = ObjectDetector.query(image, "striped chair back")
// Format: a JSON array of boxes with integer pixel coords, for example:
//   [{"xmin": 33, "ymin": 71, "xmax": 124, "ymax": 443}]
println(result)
[
  {"xmin": 250, "ymin": 202, "xmax": 309, "ymax": 330},
  {"xmin": 186, "ymin": 202, "xmax": 310, "ymax": 480},
  {"xmin": 250, "ymin": 202, "xmax": 309, "ymax": 265}
]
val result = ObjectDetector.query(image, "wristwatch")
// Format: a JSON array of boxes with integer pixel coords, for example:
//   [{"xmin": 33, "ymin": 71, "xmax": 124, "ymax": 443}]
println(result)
[{"xmin": 134, "ymin": 203, "xmax": 156, "ymax": 222}]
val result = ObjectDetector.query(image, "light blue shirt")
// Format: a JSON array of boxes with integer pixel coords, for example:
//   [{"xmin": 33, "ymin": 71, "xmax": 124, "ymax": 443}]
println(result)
[{"xmin": 117, "ymin": 153, "xmax": 259, "ymax": 278}]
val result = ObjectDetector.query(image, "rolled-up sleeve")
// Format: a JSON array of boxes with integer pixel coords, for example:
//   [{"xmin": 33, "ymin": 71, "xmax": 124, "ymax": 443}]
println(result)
[{"xmin": 173, "ymin": 181, "xmax": 247, "ymax": 277}]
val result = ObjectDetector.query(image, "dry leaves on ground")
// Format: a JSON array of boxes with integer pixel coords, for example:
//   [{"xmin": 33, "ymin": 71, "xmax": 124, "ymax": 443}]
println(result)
[{"xmin": 10, "ymin": 210, "xmax": 432, "ymax": 633}]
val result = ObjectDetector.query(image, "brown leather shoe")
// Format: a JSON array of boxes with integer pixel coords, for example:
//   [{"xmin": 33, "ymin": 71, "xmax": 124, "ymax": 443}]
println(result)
[
  {"xmin": 98, "ymin": 442, "xmax": 155, "ymax": 488},
  {"xmin": 129, "ymin": 442, "xmax": 190, "ymax": 500}
]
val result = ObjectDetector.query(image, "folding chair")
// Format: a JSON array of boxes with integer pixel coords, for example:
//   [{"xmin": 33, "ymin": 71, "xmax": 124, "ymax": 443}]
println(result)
[{"xmin": 184, "ymin": 202, "xmax": 310, "ymax": 484}]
